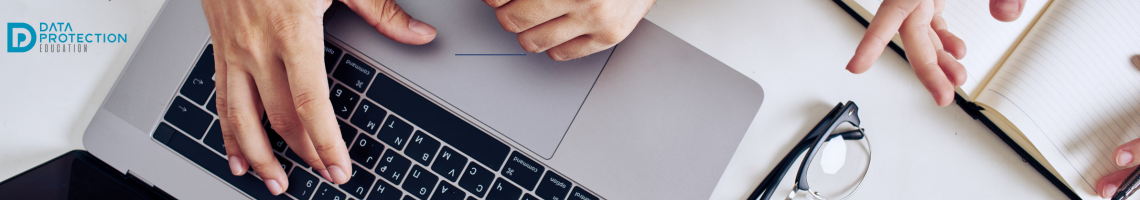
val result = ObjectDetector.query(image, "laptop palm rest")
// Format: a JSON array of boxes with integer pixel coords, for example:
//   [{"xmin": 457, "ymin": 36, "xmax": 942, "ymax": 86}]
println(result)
[
  {"xmin": 326, "ymin": 0, "xmax": 612, "ymax": 159},
  {"xmin": 546, "ymin": 20, "xmax": 765, "ymax": 199}
]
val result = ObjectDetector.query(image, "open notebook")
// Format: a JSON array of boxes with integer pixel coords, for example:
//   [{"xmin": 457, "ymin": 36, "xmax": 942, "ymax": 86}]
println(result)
[{"xmin": 836, "ymin": 0, "xmax": 1140, "ymax": 199}]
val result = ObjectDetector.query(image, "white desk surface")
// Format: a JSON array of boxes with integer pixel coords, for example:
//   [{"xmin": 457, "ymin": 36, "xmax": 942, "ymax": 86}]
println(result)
[{"xmin": 0, "ymin": 0, "xmax": 1070, "ymax": 199}]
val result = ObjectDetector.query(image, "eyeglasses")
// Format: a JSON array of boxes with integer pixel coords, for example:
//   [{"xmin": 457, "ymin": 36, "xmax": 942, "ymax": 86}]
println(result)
[{"xmin": 748, "ymin": 101, "xmax": 872, "ymax": 200}]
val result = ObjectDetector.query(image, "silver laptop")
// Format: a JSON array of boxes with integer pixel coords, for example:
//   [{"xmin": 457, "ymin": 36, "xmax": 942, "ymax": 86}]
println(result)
[{"xmin": 82, "ymin": 0, "xmax": 764, "ymax": 199}]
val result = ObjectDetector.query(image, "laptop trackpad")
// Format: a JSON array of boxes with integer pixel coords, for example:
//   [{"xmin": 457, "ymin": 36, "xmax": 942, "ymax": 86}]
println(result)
[{"xmin": 325, "ymin": 0, "xmax": 612, "ymax": 159}]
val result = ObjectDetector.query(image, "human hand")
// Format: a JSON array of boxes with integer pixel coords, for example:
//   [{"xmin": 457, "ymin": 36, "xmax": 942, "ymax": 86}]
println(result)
[
  {"xmin": 201, "ymin": 0, "xmax": 436, "ymax": 195},
  {"xmin": 1097, "ymin": 139, "xmax": 1140, "ymax": 198},
  {"xmin": 483, "ymin": 0, "xmax": 656, "ymax": 61},
  {"xmin": 845, "ymin": 0, "xmax": 1026, "ymax": 106}
]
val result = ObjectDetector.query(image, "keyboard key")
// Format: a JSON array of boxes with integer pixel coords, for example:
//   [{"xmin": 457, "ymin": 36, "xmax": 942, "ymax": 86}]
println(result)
[
  {"xmin": 366, "ymin": 72, "xmax": 511, "ymax": 171},
  {"xmin": 330, "ymin": 84, "xmax": 361, "ymax": 119},
  {"xmin": 180, "ymin": 44, "xmax": 216, "ymax": 105},
  {"xmin": 349, "ymin": 133, "xmax": 384, "ymax": 169},
  {"xmin": 234, "ymin": 174, "xmax": 292, "ymax": 200},
  {"xmin": 313, "ymin": 182, "xmax": 347, "ymax": 200},
  {"xmin": 205, "ymin": 91, "xmax": 217, "ymax": 114},
  {"xmin": 431, "ymin": 146, "xmax": 467, "ymax": 182},
  {"xmin": 501, "ymin": 152, "xmax": 545, "ymax": 191},
  {"xmin": 466, "ymin": 196, "xmax": 477, "ymax": 200},
  {"xmin": 275, "ymin": 153, "xmax": 293, "ymax": 173},
  {"xmin": 164, "ymin": 96, "xmax": 214, "ymax": 139},
  {"xmin": 204, "ymin": 119, "xmax": 226, "ymax": 156},
  {"xmin": 430, "ymin": 181, "xmax": 465, "ymax": 200},
  {"xmin": 333, "ymin": 55, "xmax": 377, "ymax": 92},
  {"xmin": 324, "ymin": 42, "xmax": 342, "ymax": 73},
  {"xmin": 404, "ymin": 131, "xmax": 440, "ymax": 165},
  {"xmin": 376, "ymin": 116, "xmax": 413, "ymax": 150},
  {"xmin": 154, "ymin": 122, "xmax": 289, "ymax": 200},
  {"xmin": 264, "ymin": 122, "xmax": 288, "ymax": 153},
  {"xmin": 366, "ymin": 179, "xmax": 402, "ymax": 200},
  {"xmin": 339, "ymin": 120, "xmax": 358, "ymax": 147},
  {"xmin": 402, "ymin": 165, "xmax": 439, "ymax": 199},
  {"xmin": 284, "ymin": 148, "xmax": 309, "ymax": 168},
  {"xmin": 286, "ymin": 166, "xmax": 320, "ymax": 200},
  {"xmin": 521, "ymin": 193, "xmax": 538, "ymax": 200},
  {"xmin": 403, "ymin": 195, "xmax": 416, "ymax": 200},
  {"xmin": 153, "ymin": 123, "xmax": 177, "ymax": 146},
  {"xmin": 485, "ymin": 178, "xmax": 521, "ymax": 200},
  {"xmin": 458, "ymin": 162, "xmax": 494, "ymax": 198},
  {"xmin": 535, "ymin": 171, "xmax": 572, "ymax": 200},
  {"xmin": 377, "ymin": 149, "xmax": 412, "ymax": 183},
  {"xmin": 339, "ymin": 163, "xmax": 377, "ymax": 199},
  {"xmin": 350, "ymin": 100, "xmax": 387, "ymax": 135},
  {"xmin": 567, "ymin": 187, "xmax": 598, "ymax": 200}
]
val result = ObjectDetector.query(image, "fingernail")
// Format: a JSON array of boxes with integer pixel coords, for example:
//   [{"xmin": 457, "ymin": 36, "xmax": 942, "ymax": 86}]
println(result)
[
  {"xmin": 1118, "ymin": 151, "xmax": 1133, "ymax": 166},
  {"xmin": 228, "ymin": 156, "xmax": 245, "ymax": 175},
  {"xmin": 318, "ymin": 169, "xmax": 332, "ymax": 182},
  {"xmin": 328, "ymin": 165, "xmax": 348, "ymax": 184},
  {"xmin": 265, "ymin": 179, "xmax": 283, "ymax": 195},
  {"xmin": 408, "ymin": 18, "xmax": 435, "ymax": 36},
  {"xmin": 996, "ymin": 0, "xmax": 1019, "ymax": 15},
  {"xmin": 931, "ymin": 91, "xmax": 950, "ymax": 107},
  {"xmin": 1104, "ymin": 183, "xmax": 1118, "ymax": 198}
]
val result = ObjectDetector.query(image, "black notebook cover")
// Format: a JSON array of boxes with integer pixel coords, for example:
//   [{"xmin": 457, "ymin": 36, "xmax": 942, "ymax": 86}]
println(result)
[{"xmin": 829, "ymin": 1, "xmax": 1081, "ymax": 199}]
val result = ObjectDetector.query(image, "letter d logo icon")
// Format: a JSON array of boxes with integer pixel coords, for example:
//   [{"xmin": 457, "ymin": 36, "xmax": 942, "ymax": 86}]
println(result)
[{"xmin": 8, "ymin": 23, "xmax": 36, "ymax": 53}]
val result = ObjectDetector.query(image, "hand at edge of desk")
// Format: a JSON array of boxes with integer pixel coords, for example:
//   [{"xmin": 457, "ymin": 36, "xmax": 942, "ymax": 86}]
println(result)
[
  {"xmin": 1105, "ymin": 56, "xmax": 1140, "ymax": 197},
  {"xmin": 1100, "ymin": 140, "xmax": 1140, "ymax": 198},
  {"xmin": 846, "ymin": 0, "xmax": 1028, "ymax": 107}
]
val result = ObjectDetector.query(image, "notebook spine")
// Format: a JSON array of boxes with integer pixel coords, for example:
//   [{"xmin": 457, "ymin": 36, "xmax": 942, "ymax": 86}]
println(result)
[
  {"xmin": 956, "ymin": 95, "xmax": 985, "ymax": 119},
  {"xmin": 953, "ymin": 95, "xmax": 1080, "ymax": 200}
]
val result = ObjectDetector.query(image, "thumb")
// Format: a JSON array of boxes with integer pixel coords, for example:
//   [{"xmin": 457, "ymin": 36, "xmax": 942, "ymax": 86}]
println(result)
[
  {"xmin": 342, "ymin": 0, "xmax": 437, "ymax": 45},
  {"xmin": 989, "ymin": 0, "xmax": 1026, "ymax": 22}
]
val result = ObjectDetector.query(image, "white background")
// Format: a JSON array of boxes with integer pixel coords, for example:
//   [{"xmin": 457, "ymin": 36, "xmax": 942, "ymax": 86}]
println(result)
[
  {"xmin": 0, "ymin": 0, "xmax": 166, "ymax": 182},
  {"xmin": 0, "ymin": 0, "xmax": 1072, "ymax": 199}
]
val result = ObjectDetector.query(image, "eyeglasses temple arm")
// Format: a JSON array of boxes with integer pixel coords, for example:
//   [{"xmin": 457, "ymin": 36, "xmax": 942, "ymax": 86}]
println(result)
[
  {"xmin": 747, "ymin": 103, "xmax": 846, "ymax": 200},
  {"xmin": 747, "ymin": 133, "xmax": 819, "ymax": 200}
]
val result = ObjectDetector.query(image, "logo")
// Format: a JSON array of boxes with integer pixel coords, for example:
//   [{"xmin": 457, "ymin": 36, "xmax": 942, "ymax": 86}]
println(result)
[
  {"xmin": 7, "ymin": 23, "xmax": 35, "ymax": 52},
  {"xmin": 6, "ymin": 22, "xmax": 128, "ymax": 53}
]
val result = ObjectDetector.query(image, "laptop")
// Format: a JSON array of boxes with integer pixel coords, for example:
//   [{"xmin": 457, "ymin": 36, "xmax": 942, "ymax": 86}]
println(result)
[{"xmin": 82, "ymin": 0, "xmax": 764, "ymax": 199}]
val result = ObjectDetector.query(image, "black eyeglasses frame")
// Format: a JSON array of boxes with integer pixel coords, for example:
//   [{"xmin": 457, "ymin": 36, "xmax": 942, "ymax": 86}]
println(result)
[{"xmin": 748, "ymin": 101, "xmax": 865, "ymax": 200}]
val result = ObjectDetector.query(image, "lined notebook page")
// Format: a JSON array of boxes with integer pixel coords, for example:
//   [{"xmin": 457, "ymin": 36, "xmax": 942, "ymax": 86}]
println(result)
[
  {"xmin": 974, "ymin": 0, "xmax": 1140, "ymax": 198},
  {"xmin": 852, "ymin": 0, "xmax": 1049, "ymax": 96}
]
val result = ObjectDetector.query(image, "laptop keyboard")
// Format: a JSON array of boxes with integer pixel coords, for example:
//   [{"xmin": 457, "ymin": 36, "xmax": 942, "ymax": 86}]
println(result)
[{"xmin": 151, "ymin": 42, "xmax": 600, "ymax": 200}]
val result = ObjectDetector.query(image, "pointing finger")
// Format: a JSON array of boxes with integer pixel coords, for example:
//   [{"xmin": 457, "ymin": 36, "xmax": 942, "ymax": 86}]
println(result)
[{"xmin": 847, "ymin": 0, "xmax": 923, "ymax": 74}]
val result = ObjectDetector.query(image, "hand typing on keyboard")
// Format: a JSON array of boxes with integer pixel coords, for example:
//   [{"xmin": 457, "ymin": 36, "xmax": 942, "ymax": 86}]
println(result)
[
  {"xmin": 200, "ymin": 0, "xmax": 438, "ymax": 195},
  {"xmin": 163, "ymin": 42, "xmax": 602, "ymax": 200}
]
